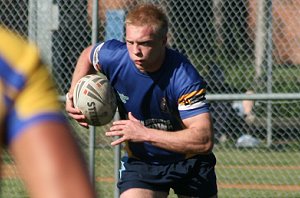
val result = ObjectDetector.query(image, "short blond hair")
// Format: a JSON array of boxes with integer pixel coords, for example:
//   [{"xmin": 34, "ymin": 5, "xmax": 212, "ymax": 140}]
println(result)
[{"xmin": 125, "ymin": 4, "xmax": 168, "ymax": 38}]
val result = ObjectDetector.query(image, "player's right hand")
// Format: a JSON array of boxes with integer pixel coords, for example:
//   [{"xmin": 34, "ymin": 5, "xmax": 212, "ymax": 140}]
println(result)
[{"xmin": 65, "ymin": 92, "xmax": 89, "ymax": 128}]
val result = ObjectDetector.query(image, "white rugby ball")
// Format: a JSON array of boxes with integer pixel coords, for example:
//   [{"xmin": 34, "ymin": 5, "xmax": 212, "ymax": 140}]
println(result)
[{"xmin": 73, "ymin": 73, "xmax": 117, "ymax": 126}]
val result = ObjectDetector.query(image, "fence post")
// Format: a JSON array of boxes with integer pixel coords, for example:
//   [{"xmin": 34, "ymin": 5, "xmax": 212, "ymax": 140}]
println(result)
[
  {"xmin": 265, "ymin": 0, "xmax": 274, "ymax": 147},
  {"xmin": 89, "ymin": 0, "xmax": 99, "ymax": 187},
  {"xmin": 114, "ymin": 109, "xmax": 121, "ymax": 198},
  {"xmin": 89, "ymin": 126, "xmax": 96, "ymax": 185},
  {"xmin": 28, "ymin": 0, "xmax": 58, "ymax": 70}
]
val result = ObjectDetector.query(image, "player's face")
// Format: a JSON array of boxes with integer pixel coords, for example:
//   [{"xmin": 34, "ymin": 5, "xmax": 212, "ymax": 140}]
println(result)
[{"xmin": 126, "ymin": 24, "xmax": 167, "ymax": 73}]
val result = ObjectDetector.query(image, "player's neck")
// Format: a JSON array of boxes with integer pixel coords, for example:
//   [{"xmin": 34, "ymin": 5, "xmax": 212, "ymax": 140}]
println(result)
[{"xmin": 141, "ymin": 49, "xmax": 166, "ymax": 73}]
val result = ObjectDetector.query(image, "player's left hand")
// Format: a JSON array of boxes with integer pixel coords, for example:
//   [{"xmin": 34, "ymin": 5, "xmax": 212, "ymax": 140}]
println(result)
[
  {"xmin": 106, "ymin": 112, "xmax": 147, "ymax": 146},
  {"xmin": 65, "ymin": 92, "xmax": 89, "ymax": 128}
]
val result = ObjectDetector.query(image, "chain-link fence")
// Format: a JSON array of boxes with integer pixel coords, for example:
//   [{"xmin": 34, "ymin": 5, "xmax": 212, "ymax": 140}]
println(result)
[{"xmin": 1, "ymin": 0, "xmax": 300, "ymax": 197}]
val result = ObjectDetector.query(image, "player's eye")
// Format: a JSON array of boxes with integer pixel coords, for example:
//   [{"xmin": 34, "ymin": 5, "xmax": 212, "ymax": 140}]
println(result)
[
  {"xmin": 126, "ymin": 40, "xmax": 134, "ymax": 45},
  {"xmin": 140, "ymin": 41, "xmax": 152, "ymax": 47},
  {"xmin": 142, "ymin": 42, "xmax": 149, "ymax": 46}
]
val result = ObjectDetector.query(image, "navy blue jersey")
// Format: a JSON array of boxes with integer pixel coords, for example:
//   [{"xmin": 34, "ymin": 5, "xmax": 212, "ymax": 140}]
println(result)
[{"xmin": 91, "ymin": 39, "xmax": 210, "ymax": 164}]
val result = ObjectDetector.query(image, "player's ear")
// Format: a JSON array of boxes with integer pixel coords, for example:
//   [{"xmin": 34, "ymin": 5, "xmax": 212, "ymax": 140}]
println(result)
[{"xmin": 128, "ymin": 112, "xmax": 139, "ymax": 121}]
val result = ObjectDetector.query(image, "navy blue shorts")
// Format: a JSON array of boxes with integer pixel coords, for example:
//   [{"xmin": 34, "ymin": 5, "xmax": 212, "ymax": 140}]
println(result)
[{"xmin": 118, "ymin": 153, "xmax": 218, "ymax": 197}]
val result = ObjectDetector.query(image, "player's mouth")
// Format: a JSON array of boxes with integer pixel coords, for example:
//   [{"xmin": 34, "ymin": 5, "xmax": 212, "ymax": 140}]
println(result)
[{"xmin": 134, "ymin": 60, "xmax": 144, "ymax": 65}]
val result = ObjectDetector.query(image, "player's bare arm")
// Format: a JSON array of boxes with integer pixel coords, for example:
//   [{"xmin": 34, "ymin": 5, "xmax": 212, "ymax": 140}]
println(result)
[
  {"xmin": 68, "ymin": 45, "xmax": 96, "ymax": 95},
  {"xmin": 10, "ymin": 121, "xmax": 96, "ymax": 198},
  {"xmin": 107, "ymin": 112, "xmax": 214, "ymax": 155},
  {"xmin": 66, "ymin": 45, "xmax": 97, "ymax": 127}
]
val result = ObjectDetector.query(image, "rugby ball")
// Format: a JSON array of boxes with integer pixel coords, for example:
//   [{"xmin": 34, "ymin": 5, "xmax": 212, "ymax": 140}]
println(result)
[{"xmin": 73, "ymin": 73, "xmax": 117, "ymax": 126}]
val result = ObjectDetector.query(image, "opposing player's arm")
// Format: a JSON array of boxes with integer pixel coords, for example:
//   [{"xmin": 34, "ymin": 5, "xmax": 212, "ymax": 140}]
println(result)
[
  {"xmin": 8, "ymin": 45, "xmax": 96, "ymax": 197},
  {"xmin": 11, "ymin": 121, "xmax": 96, "ymax": 198}
]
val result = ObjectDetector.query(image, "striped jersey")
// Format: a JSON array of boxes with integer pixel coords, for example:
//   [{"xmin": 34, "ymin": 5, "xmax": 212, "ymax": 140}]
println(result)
[
  {"xmin": 91, "ymin": 39, "xmax": 210, "ymax": 164},
  {"xmin": 0, "ymin": 27, "xmax": 66, "ymax": 145}
]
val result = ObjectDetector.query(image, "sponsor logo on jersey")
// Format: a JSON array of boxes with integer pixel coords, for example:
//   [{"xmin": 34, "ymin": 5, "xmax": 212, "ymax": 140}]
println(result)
[
  {"xmin": 117, "ymin": 91, "xmax": 129, "ymax": 104},
  {"xmin": 141, "ymin": 118, "xmax": 173, "ymax": 131}
]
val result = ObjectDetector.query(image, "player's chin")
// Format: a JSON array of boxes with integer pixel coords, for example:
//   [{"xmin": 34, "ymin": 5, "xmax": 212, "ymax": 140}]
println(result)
[{"xmin": 135, "ymin": 65, "xmax": 149, "ymax": 73}]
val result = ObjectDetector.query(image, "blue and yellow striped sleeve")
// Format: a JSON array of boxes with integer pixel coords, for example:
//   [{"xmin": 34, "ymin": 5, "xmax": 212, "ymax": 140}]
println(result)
[{"xmin": 0, "ymin": 27, "xmax": 66, "ymax": 144}]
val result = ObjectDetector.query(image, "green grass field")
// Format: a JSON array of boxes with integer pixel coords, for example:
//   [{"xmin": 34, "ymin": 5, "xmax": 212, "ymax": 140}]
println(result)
[
  {"xmin": 1, "ymin": 141, "xmax": 300, "ymax": 198},
  {"xmin": 92, "ymin": 144, "xmax": 300, "ymax": 198},
  {"xmin": 214, "ymin": 147, "xmax": 300, "ymax": 198}
]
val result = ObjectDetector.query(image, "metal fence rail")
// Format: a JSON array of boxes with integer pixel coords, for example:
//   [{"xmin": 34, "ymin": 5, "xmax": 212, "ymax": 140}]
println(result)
[{"xmin": 1, "ymin": 0, "xmax": 300, "ymax": 197}]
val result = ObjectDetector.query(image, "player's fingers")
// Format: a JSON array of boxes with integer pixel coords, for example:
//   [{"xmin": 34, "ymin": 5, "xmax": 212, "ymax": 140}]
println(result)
[
  {"xmin": 78, "ymin": 122, "xmax": 89, "ymax": 128},
  {"xmin": 128, "ymin": 112, "xmax": 139, "ymax": 122},
  {"xmin": 105, "ymin": 131, "xmax": 124, "ymax": 137},
  {"xmin": 66, "ymin": 104, "xmax": 88, "ymax": 127},
  {"xmin": 68, "ymin": 111, "xmax": 85, "ymax": 119},
  {"xmin": 109, "ymin": 124, "xmax": 125, "ymax": 131},
  {"xmin": 65, "ymin": 96, "xmax": 75, "ymax": 109},
  {"xmin": 112, "ymin": 121, "xmax": 125, "ymax": 126},
  {"xmin": 110, "ymin": 137, "xmax": 125, "ymax": 146},
  {"xmin": 66, "ymin": 105, "xmax": 81, "ymax": 116},
  {"xmin": 66, "ymin": 110, "xmax": 88, "ymax": 128},
  {"xmin": 67, "ymin": 109, "xmax": 82, "ymax": 117},
  {"xmin": 66, "ymin": 100, "xmax": 80, "ymax": 111}
]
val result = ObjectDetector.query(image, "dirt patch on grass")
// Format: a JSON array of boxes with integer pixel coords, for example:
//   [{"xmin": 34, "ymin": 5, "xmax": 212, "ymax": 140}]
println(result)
[
  {"xmin": 216, "ymin": 164, "xmax": 300, "ymax": 191},
  {"xmin": 217, "ymin": 165, "xmax": 300, "ymax": 170},
  {"xmin": 218, "ymin": 183, "xmax": 300, "ymax": 191}
]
